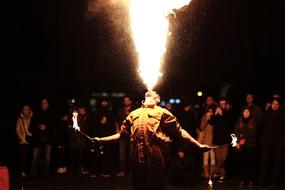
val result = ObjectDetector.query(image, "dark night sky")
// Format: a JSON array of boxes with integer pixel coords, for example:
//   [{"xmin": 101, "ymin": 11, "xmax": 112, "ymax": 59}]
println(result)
[{"xmin": 2, "ymin": 0, "xmax": 284, "ymax": 110}]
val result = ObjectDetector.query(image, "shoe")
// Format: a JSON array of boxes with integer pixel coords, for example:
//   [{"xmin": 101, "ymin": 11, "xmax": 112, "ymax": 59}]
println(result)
[
  {"xmin": 63, "ymin": 167, "xmax": 68, "ymax": 173},
  {"xmin": 248, "ymin": 181, "xmax": 254, "ymax": 188},
  {"xmin": 218, "ymin": 176, "xmax": 225, "ymax": 183},
  {"xmin": 238, "ymin": 181, "xmax": 244, "ymax": 188},
  {"xmin": 116, "ymin": 171, "xmax": 125, "ymax": 177},
  {"xmin": 101, "ymin": 174, "xmax": 110, "ymax": 178},
  {"xmin": 57, "ymin": 167, "xmax": 64, "ymax": 174},
  {"xmin": 213, "ymin": 174, "xmax": 220, "ymax": 179},
  {"xmin": 81, "ymin": 170, "xmax": 90, "ymax": 175},
  {"xmin": 21, "ymin": 172, "xmax": 26, "ymax": 178}
]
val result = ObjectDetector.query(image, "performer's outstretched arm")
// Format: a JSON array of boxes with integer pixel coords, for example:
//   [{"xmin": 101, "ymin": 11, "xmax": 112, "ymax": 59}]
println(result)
[
  {"xmin": 94, "ymin": 133, "xmax": 121, "ymax": 142},
  {"xmin": 180, "ymin": 128, "xmax": 205, "ymax": 148},
  {"xmin": 94, "ymin": 114, "xmax": 131, "ymax": 143},
  {"xmin": 162, "ymin": 109, "xmax": 211, "ymax": 150}
]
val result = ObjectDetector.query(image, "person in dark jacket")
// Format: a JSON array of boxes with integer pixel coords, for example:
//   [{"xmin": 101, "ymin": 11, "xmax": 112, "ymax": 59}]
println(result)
[
  {"xmin": 114, "ymin": 95, "xmax": 135, "ymax": 176},
  {"xmin": 209, "ymin": 98, "xmax": 234, "ymax": 183},
  {"xmin": 166, "ymin": 144, "xmax": 194, "ymax": 186},
  {"xmin": 30, "ymin": 98, "xmax": 57, "ymax": 177},
  {"xmin": 55, "ymin": 112, "xmax": 69, "ymax": 174},
  {"xmin": 241, "ymin": 93, "xmax": 263, "ymax": 123},
  {"xmin": 234, "ymin": 108, "xmax": 258, "ymax": 188},
  {"xmin": 90, "ymin": 99, "xmax": 115, "ymax": 177},
  {"xmin": 259, "ymin": 98, "xmax": 285, "ymax": 187},
  {"xmin": 175, "ymin": 100, "xmax": 201, "ymax": 185},
  {"xmin": 68, "ymin": 104, "xmax": 91, "ymax": 176}
]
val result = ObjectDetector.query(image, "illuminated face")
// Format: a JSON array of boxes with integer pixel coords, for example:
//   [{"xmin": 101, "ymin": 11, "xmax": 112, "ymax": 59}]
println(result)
[
  {"xmin": 207, "ymin": 108, "xmax": 214, "ymax": 116},
  {"xmin": 246, "ymin": 94, "xmax": 254, "ymax": 104},
  {"xmin": 165, "ymin": 102, "xmax": 172, "ymax": 110},
  {"xmin": 78, "ymin": 107, "xmax": 86, "ymax": 115},
  {"xmin": 219, "ymin": 100, "xmax": 227, "ymax": 110},
  {"xmin": 144, "ymin": 97, "xmax": 157, "ymax": 106},
  {"xmin": 123, "ymin": 97, "xmax": 132, "ymax": 107},
  {"xmin": 101, "ymin": 100, "xmax": 108, "ymax": 108},
  {"xmin": 22, "ymin": 105, "xmax": 31, "ymax": 116},
  {"xmin": 178, "ymin": 151, "xmax": 185, "ymax": 158},
  {"xmin": 41, "ymin": 99, "xmax": 49, "ymax": 110},
  {"xmin": 271, "ymin": 100, "xmax": 280, "ymax": 111},
  {"xmin": 144, "ymin": 91, "xmax": 160, "ymax": 106},
  {"xmin": 206, "ymin": 96, "xmax": 214, "ymax": 105},
  {"xmin": 242, "ymin": 109, "xmax": 251, "ymax": 119}
]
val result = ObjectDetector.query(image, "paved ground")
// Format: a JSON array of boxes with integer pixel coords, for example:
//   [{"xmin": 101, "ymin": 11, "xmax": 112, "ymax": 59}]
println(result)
[{"xmin": 9, "ymin": 173, "xmax": 285, "ymax": 190}]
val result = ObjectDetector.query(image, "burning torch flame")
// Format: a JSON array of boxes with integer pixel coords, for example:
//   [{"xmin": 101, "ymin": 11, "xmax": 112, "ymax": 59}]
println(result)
[
  {"xmin": 208, "ymin": 179, "xmax": 213, "ymax": 186},
  {"xmin": 129, "ymin": 0, "xmax": 192, "ymax": 91},
  {"xmin": 72, "ymin": 111, "xmax": 80, "ymax": 131},
  {"xmin": 230, "ymin": 134, "xmax": 238, "ymax": 147}
]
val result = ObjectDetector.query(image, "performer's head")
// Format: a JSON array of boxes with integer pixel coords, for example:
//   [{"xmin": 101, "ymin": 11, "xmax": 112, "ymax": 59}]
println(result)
[{"xmin": 143, "ymin": 91, "xmax": 160, "ymax": 107}]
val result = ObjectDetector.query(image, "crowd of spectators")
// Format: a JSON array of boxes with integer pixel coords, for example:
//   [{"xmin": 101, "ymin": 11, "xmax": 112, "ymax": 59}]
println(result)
[{"xmin": 11, "ymin": 92, "xmax": 285, "ymax": 188}]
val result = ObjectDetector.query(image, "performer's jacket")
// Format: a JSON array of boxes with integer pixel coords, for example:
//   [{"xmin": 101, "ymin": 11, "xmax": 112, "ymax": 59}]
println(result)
[{"xmin": 119, "ymin": 105, "xmax": 183, "ymax": 170}]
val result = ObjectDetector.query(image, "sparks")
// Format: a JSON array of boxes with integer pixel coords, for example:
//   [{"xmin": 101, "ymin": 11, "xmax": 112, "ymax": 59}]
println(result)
[{"xmin": 129, "ymin": 0, "xmax": 191, "ymax": 91}]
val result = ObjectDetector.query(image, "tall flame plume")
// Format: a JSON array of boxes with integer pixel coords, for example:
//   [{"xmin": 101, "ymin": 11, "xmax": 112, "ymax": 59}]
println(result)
[{"xmin": 129, "ymin": 0, "xmax": 192, "ymax": 91}]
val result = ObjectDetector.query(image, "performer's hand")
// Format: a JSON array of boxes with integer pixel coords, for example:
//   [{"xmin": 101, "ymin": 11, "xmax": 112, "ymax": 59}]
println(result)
[
  {"xmin": 236, "ymin": 143, "xmax": 240, "ymax": 150},
  {"xmin": 177, "ymin": 151, "xmax": 185, "ymax": 158},
  {"xmin": 95, "ymin": 137, "xmax": 101, "ymax": 142},
  {"xmin": 20, "ymin": 140, "xmax": 29, "ymax": 144},
  {"xmin": 92, "ymin": 137, "xmax": 101, "ymax": 143},
  {"xmin": 27, "ymin": 131, "xmax": 33, "ymax": 136},
  {"xmin": 215, "ymin": 107, "xmax": 222, "ymax": 116},
  {"xmin": 199, "ymin": 144, "xmax": 212, "ymax": 152},
  {"xmin": 38, "ymin": 124, "xmax": 46, "ymax": 130}
]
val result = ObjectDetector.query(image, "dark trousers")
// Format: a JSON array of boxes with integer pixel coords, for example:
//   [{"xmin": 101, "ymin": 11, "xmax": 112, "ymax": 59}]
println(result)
[
  {"xmin": 91, "ymin": 144, "xmax": 112, "ymax": 175},
  {"xmin": 69, "ymin": 148, "xmax": 83, "ymax": 176},
  {"xmin": 237, "ymin": 146, "xmax": 258, "ymax": 183},
  {"xmin": 31, "ymin": 145, "xmax": 52, "ymax": 177},
  {"xmin": 132, "ymin": 162, "xmax": 165, "ymax": 190},
  {"xmin": 55, "ymin": 146, "xmax": 67, "ymax": 168},
  {"xmin": 167, "ymin": 157, "xmax": 193, "ymax": 186},
  {"xmin": 19, "ymin": 144, "xmax": 31, "ymax": 174},
  {"xmin": 118, "ymin": 139, "xmax": 130, "ymax": 173},
  {"xmin": 213, "ymin": 145, "xmax": 228, "ymax": 177},
  {"xmin": 259, "ymin": 143, "xmax": 285, "ymax": 186}
]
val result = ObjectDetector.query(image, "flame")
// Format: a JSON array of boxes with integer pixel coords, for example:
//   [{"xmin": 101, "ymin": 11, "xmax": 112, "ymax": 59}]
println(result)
[
  {"xmin": 72, "ymin": 111, "xmax": 80, "ymax": 131},
  {"xmin": 208, "ymin": 179, "xmax": 213, "ymax": 186},
  {"xmin": 230, "ymin": 134, "xmax": 237, "ymax": 147},
  {"xmin": 129, "ymin": 0, "xmax": 191, "ymax": 91}
]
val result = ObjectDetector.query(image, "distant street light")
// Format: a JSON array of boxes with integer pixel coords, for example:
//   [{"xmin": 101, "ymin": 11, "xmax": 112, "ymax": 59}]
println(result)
[{"xmin": 197, "ymin": 91, "xmax": 203, "ymax": 97}]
